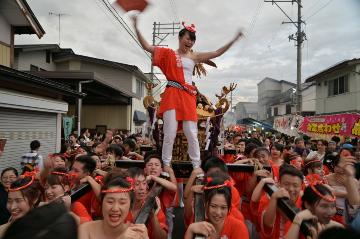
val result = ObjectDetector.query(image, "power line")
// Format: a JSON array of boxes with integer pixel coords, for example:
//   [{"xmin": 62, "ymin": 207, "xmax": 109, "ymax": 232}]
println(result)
[
  {"xmin": 305, "ymin": 0, "xmax": 334, "ymax": 20},
  {"xmin": 265, "ymin": 0, "xmax": 307, "ymax": 114},
  {"xmin": 168, "ymin": 0, "xmax": 180, "ymax": 22},
  {"xmin": 98, "ymin": 0, "xmax": 151, "ymax": 60},
  {"xmin": 239, "ymin": 0, "xmax": 264, "ymax": 52}
]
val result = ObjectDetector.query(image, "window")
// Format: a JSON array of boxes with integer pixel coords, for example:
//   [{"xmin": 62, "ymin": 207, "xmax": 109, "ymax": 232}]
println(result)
[
  {"xmin": 136, "ymin": 79, "xmax": 144, "ymax": 97},
  {"xmin": 30, "ymin": 64, "xmax": 39, "ymax": 71},
  {"xmin": 46, "ymin": 50, "xmax": 51, "ymax": 63},
  {"xmin": 274, "ymin": 107, "xmax": 278, "ymax": 116},
  {"xmin": 328, "ymin": 75, "xmax": 349, "ymax": 96}
]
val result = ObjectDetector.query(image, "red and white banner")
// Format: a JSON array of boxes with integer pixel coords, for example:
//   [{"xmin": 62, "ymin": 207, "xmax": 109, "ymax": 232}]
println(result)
[{"xmin": 299, "ymin": 113, "xmax": 360, "ymax": 138}]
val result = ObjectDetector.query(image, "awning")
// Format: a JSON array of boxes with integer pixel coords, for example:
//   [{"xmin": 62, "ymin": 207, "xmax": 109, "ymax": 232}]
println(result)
[
  {"xmin": 237, "ymin": 118, "xmax": 274, "ymax": 130},
  {"xmin": 133, "ymin": 110, "xmax": 147, "ymax": 123}
]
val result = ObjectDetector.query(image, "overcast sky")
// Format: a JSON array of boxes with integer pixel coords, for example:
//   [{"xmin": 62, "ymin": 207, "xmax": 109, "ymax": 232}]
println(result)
[{"xmin": 17, "ymin": 0, "xmax": 360, "ymax": 105}]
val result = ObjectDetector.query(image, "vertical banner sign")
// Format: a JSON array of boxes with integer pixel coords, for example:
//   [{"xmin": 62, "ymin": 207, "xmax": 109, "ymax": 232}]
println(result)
[
  {"xmin": 273, "ymin": 115, "xmax": 303, "ymax": 137},
  {"xmin": 63, "ymin": 116, "xmax": 73, "ymax": 140}
]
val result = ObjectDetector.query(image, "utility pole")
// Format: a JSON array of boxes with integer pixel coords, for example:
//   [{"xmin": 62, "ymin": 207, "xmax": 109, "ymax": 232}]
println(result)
[
  {"xmin": 49, "ymin": 12, "xmax": 68, "ymax": 46},
  {"xmin": 264, "ymin": 0, "xmax": 306, "ymax": 114},
  {"xmin": 150, "ymin": 22, "xmax": 180, "ymax": 82}
]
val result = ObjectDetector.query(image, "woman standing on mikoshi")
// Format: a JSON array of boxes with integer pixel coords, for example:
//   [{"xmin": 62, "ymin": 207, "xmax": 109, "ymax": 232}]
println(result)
[{"xmin": 132, "ymin": 14, "xmax": 244, "ymax": 169}]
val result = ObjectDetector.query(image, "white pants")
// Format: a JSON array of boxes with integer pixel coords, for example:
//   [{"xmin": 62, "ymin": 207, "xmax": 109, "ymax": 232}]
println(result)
[{"xmin": 162, "ymin": 109, "xmax": 201, "ymax": 168}]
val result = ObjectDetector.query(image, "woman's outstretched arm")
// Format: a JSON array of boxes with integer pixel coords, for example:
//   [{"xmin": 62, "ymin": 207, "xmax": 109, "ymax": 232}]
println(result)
[
  {"xmin": 193, "ymin": 31, "xmax": 243, "ymax": 63},
  {"xmin": 132, "ymin": 15, "xmax": 155, "ymax": 54}
]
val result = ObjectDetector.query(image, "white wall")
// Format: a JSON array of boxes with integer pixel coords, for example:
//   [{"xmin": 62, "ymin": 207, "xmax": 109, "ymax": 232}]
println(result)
[
  {"xmin": 0, "ymin": 14, "xmax": 11, "ymax": 45},
  {"xmin": 131, "ymin": 75, "xmax": 147, "ymax": 133},
  {"xmin": 316, "ymin": 65, "xmax": 360, "ymax": 114},
  {"xmin": 16, "ymin": 51, "xmax": 57, "ymax": 71},
  {"xmin": 280, "ymin": 81, "xmax": 295, "ymax": 93},
  {"xmin": 80, "ymin": 61, "xmax": 133, "ymax": 93},
  {"xmin": 302, "ymin": 84, "xmax": 316, "ymax": 112}
]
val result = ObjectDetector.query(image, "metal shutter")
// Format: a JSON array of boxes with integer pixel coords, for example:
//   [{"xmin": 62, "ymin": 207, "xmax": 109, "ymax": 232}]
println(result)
[{"xmin": 0, "ymin": 108, "xmax": 57, "ymax": 172}]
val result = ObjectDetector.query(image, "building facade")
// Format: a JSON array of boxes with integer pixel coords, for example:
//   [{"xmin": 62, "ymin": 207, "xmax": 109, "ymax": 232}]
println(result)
[
  {"xmin": 234, "ymin": 102, "xmax": 259, "ymax": 122},
  {"xmin": 305, "ymin": 58, "xmax": 360, "ymax": 114},
  {"xmin": 0, "ymin": 1, "xmax": 83, "ymax": 170},
  {"xmin": 257, "ymin": 77, "xmax": 296, "ymax": 123},
  {"xmin": 14, "ymin": 44, "xmax": 151, "ymax": 133}
]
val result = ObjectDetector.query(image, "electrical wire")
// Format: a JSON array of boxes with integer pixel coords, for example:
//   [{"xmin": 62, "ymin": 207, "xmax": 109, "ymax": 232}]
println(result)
[
  {"xmin": 99, "ymin": 0, "xmax": 152, "ymax": 59},
  {"xmin": 169, "ymin": 0, "xmax": 180, "ymax": 22},
  {"xmin": 305, "ymin": 0, "xmax": 335, "ymax": 20}
]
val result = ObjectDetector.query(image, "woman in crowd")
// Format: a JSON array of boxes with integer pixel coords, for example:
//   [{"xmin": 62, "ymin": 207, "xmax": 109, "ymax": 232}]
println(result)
[
  {"xmin": 44, "ymin": 167, "xmax": 92, "ymax": 225},
  {"xmin": 270, "ymin": 143, "xmax": 284, "ymax": 166},
  {"xmin": 185, "ymin": 174, "xmax": 249, "ymax": 239},
  {"xmin": 0, "ymin": 167, "xmax": 18, "ymax": 225},
  {"xmin": 128, "ymin": 167, "xmax": 168, "ymax": 239},
  {"xmin": 306, "ymin": 140, "xmax": 328, "ymax": 163},
  {"xmin": 325, "ymin": 149, "xmax": 360, "ymax": 224},
  {"xmin": 303, "ymin": 155, "xmax": 326, "ymax": 185},
  {"xmin": 285, "ymin": 183, "xmax": 342, "ymax": 239},
  {"xmin": 78, "ymin": 175, "xmax": 149, "ymax": 239},
  {"xmin": 284, "ymin": 152, "xmax": 303, "ymax": 171},
  {"xmin": 0, "ymin": 172, "xmax": 44, "ymax": 237},
  {"xmin": 132, "ymin": 14, "xmax": 243, "ymax": 170}
]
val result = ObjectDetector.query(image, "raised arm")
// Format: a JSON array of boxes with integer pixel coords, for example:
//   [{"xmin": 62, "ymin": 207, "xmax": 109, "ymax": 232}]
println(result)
[
  {"xmin": 132, "ymin": 15, "xmax": 155, "ymax": 54},
  {"xmin": 193, "ymin": 31, "xmax": 243, "ymax": 63}
]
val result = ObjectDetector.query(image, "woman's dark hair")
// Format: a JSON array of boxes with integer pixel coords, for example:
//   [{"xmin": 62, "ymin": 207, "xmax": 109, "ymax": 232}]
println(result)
[
  {"xmin": 106, "ymin": 144, "xmax": 124, "ymax": 158},
  {"xmin": 323, "ymin": 154, "xmax": 337, "ymax": 172},
  {"xmin": 202, "ymin": 156, "xmax": 228, "ymax": 173},
  {"xmin": 100, "ymin": 176, "xmax": 135, "ymax": 208},
  {"xmin": 128, "ymin": 167, "xmax": 145, "ymax": 179},
  {"xmin": 301, "ymin": 184, "xmax": 334, "ymax": 209},
  {"xmin": 254, "ymin": 147, "xmax": 270, "ymax": 158},
  {"xmin": 303, "ymin": 159, "xmax": 323, "ymax": 176},
  {"xmin": 46, "ymin": 167, "xmax": 71, "ymax": 190},
  {"xmin": 244, "ymin": 142, "xmax": 259, "ymax": 157},
  {"xmin": 317, "ymin": 139, "xmax": 328, "ymax": 147},
  {"xmin": 123, "ymin": 138, "xmax": 136, "ymax": 151},
  {"xmin": 74, "ymin": 155, "xmax": 96, "ymax": 174},
  {"xmin": 3, "ymin": 202, "xmax": 78, "ymax": 239},
  {"xmin": 10, "ymin": 177, "xmax": 44, "ymax": 208},
  {"xmin": 179, "ymin": 28, "xmax": 196, "ymax": 42},
  {"xmin": 1, "ymin": 167, "xmax": 18, "ymax": 178},
  {"xmin": 279, "ymin": 164, "xmax": 303, "ymax": 181},
  {"xmin": 283, "ymin": 152, "xmax": 300, "ymax": 164},
  {"xmin": 204, "ymin": 172, "xmax": 231, "ymax": 212},
  {"xmin": 271, "ymin": 143, "xmax": 284, "ymax": 153},
  {"xmin": 144, "ymin": 151, "xmax": 163, "ymax": 167},
  {"xmin": 318, "ymin": 227, "xmax": 360, "ymax": 239}
]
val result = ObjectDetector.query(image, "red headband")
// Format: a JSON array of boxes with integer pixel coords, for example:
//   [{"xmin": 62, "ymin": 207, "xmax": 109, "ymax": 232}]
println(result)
[
  {"xmin": 182, "ymin": 22, "xmax": 196, "ymax": 33},
  {"xmin": 101, "ymin": 177, "xmax": 134, "ymax": 194},
  {"xmin": 203, "ymin": 177, "xmax": 233, "ymax": 190},
  {"xmin": 48, "ymin": 153, "xmax": 67, "ymax": 161},
  {"xmin": 8, "ymin": 171, "xmax": 36, "ymax": 192},
  {"xmin": 310, "ymin": 183, "xmax": 336, "ymax": 202},
  {"xmin": 304, "ymin": 159, "xmax": 321, "ymax": 167},
  {"xmin": 51, "ymin": 171, "xmax": 68, "ymax": 177}
]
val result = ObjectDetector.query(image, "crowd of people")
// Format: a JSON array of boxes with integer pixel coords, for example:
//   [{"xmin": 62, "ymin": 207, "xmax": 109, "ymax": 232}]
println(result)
[
  {"xmin": 0, "ymin": 14, "xmax": 360, "ymax": 239},
  {"xmin": 0, "ymin": 127, "xmax": 360, "ymax": 239}
]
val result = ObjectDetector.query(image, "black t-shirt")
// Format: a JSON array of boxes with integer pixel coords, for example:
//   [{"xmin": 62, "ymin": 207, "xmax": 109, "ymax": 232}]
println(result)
[{"xmin": 0, "ymin": 184, "xmax": 10, "ymax": 225}]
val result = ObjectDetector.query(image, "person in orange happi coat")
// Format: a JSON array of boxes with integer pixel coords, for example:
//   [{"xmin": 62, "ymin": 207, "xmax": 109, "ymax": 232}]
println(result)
[{"xmin": 132, "ymin": 14, "xmax": 243, "ymax": 169}]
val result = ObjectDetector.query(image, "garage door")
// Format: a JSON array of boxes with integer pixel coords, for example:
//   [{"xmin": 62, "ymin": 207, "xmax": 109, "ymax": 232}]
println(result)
[{"xmin": 0, "ymin": 108, "xmax": 57, "ymax": 172}]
